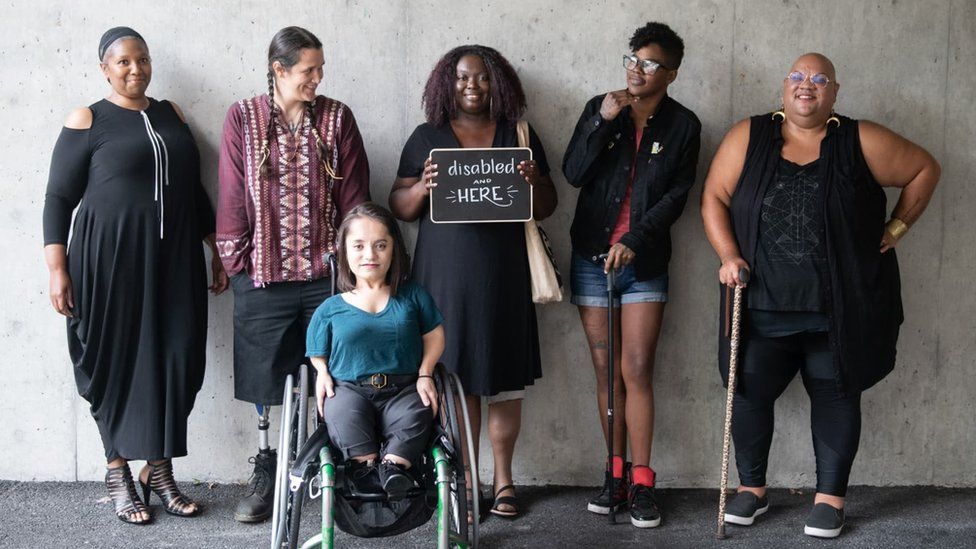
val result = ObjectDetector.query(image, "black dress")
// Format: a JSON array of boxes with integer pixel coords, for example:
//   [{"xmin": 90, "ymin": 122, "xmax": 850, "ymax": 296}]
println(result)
[
  {"xmin": 396, "ymin": 120, "xmax": 549, "ymax": 396},
  {"xmin": 43, "ymin": 98, "xmax": 214, "ymax": 461}
]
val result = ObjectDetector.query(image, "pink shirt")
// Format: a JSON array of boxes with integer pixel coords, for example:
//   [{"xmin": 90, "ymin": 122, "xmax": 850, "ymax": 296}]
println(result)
[{"xmin": 609, "ymin": 127, "xmax": 645, "ymax": 245}]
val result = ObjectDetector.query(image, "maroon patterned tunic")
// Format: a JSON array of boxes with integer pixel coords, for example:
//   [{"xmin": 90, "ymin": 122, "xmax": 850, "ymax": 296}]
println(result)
[{"xmin": 216, "ymin": 94, "xmax": 370, "ymax": 285}]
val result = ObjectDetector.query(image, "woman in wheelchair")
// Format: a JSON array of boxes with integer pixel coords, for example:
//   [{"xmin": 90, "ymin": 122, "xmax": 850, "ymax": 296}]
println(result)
[{"xmin": 306, "ymin": 202, "xmax": 446, "ymax": 500}]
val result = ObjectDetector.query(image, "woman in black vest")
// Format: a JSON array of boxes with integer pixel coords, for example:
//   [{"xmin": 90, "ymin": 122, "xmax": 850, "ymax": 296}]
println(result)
[{"xmin": 701, "ymin": 53, "xmax": 939, "ymax": 539}]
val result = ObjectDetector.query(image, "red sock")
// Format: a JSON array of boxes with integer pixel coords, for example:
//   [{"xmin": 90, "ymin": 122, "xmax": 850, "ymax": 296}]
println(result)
[
  {"xmin": 632, "ymin": 465, "xmax": 655, "ymax": 487},
  {"xmin": 609, "ymin": 455, "xmax": 625, "ymax": 479}
]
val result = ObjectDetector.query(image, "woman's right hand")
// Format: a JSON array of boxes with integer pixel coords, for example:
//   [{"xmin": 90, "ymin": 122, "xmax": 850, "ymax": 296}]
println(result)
[
  {"xmin": 599, "ymin": 90, "xmax": 631, "ymax": 121},
  {"xmin": 49, "ymin": 268, "xmax": 74, "ymax": 317},
  {"xmin": 719, "ymin": 257, "xmax": 750, "ymax": 288},
  {"xmin": 415, "ymin": 157, "xmax": 439, "ymax": 197},
  {"xmin": 315, "ymin": 371, "xmax": 336, "ymax": 417}
]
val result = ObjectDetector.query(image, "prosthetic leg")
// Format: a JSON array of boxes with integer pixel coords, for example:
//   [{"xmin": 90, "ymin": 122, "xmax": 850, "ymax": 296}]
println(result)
[{"xmin": 234, "ymin": 404, "xmax": 278, "ymax": 522}]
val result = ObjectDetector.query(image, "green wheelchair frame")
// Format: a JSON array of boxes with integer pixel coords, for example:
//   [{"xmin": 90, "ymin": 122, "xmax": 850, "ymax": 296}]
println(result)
[{"xmin": 271, "ymin": 364, "xmax": 480, "ymax": 549}]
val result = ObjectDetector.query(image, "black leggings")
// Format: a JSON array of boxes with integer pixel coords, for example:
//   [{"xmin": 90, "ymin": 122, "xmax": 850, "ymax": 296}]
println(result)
[{"xmin": 732, "ymin": 331, "xmax": 861, "ymax": 497}]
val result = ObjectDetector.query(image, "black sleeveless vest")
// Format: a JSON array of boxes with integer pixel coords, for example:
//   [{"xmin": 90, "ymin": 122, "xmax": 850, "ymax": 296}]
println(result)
[{"xmin": 718, "ymin": 114, "xmax": 903, "ymax": 394}]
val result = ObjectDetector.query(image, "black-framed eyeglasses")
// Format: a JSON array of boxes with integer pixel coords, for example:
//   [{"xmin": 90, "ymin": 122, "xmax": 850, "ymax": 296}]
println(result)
[
  {"xmin": 787, "ymin": 70, "xmax": 831, "ymax": 88},
  {"xmin": 622, "ymin": 54, "xmax": 672, "ymax": 75}
]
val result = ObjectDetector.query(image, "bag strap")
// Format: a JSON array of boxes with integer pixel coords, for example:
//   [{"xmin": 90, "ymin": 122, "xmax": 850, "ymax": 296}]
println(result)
[{"xmin": 516, "ymin": 120, "xmax": 529, "ymax": 149}]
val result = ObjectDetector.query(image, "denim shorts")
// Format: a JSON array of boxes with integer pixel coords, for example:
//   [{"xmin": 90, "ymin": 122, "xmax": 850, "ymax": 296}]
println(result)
[{"xmin": 570, "ymin": 252, "xmax": 669, "ymax": 307}]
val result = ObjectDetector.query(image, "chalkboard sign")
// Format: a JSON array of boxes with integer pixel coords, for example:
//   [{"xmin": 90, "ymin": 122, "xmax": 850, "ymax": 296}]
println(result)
[{"xmin": 429, "ymin": 147, "xmax": 533, "ymax": 223}]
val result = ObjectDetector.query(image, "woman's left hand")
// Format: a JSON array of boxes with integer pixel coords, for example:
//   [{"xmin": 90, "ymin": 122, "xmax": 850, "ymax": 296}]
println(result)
[
  {"xmin": 210, "ymin": 253, "xmax": 229, "ymax": 294},
  {"xmin": 417, "ymin": 376, "xmax": 439, "ymax": 416},
  {"xmin": 880, "ymin": 228, "xmax": 901, "ymax": 253},
  {"xmin": 518, "ymin": 160, "xmax": 540, "ymax": 186}
]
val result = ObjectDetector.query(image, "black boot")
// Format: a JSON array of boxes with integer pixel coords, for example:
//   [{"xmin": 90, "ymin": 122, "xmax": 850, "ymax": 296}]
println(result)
[{"xmin": 234, "ymin": 449, "xmax": 276, "ymax": 523}]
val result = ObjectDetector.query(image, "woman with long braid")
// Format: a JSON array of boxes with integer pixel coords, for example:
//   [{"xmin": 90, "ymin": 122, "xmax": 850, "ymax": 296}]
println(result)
[{"xmin": 216, "ymin": 26, "xmax": 370, "ymax": 523}]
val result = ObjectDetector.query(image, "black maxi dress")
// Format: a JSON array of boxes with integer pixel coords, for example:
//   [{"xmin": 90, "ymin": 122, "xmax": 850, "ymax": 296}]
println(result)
[
  {"xmin": 396, "ymin": 120, "xmax": 548, "ymax": 396},
  {"xmin": 43, "ymin": 99, "xmax": 215, "ymax": 461}
]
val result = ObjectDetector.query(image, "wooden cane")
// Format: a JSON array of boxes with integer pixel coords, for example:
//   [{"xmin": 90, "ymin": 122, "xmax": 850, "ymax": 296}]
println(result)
[{"xmin": 716, "ymin": 268, "xmax": 749, "ymax": 539}]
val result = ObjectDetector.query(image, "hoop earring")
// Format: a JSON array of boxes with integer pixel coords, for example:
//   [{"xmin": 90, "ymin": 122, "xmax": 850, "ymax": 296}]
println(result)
[
  {"xmin": 827, "ymin": 110, "xmax": 841, "ymax": 128},
  {"xmin": 489, "ymin": 95, "xmax": 494, "ymax": 118},
  {"xmin": 772, "ymin": 108, "xmax": 786, "ymax": 122}
]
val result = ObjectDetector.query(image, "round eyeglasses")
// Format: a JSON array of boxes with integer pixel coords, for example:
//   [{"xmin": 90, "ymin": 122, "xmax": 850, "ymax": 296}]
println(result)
[{"xmin": 787, "ymin": 71, "xmax": 831, "ymax": 87}]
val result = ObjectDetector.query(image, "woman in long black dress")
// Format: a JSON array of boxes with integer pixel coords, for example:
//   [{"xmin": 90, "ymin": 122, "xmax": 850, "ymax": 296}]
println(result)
[
  {"xmin": 390, "ymin": 45, "xmax": 557, "ymax": 518},
  {"xmin": 42, "ymin": 28, "xmax": 227, "ymax": 524}
]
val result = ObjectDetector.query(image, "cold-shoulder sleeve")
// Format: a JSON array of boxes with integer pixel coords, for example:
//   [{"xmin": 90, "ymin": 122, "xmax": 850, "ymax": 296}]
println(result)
[{"xmin": 43, "ymin": 128, "xmax": 92, "ymax": 245}]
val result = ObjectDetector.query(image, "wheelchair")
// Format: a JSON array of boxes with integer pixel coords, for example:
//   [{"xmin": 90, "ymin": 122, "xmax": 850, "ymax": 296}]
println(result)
[{"xmin": 268, "ymin": 362, "xmax": 480, "ymax": 549}]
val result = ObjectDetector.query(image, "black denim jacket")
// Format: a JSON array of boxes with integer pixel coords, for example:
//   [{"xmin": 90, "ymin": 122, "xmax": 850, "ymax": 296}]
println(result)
[{"xmin": 562, "ymin": 94, "xmax": 701, "ymax": 280}]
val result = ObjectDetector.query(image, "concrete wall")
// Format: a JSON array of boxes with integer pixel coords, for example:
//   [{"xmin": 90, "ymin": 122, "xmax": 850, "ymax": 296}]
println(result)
[{"xmin": 1, "ymin": 0, "xmax": 973, "ymax": 487}]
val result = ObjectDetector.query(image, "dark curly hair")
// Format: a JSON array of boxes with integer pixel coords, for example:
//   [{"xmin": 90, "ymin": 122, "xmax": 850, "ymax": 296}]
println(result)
[
  {"xmin": 422, "ymin": 45, "xmax": 526, "ymax": 127},
  {"xmin": 629, "ymin": 22, "xmax": 685, "ymax": 70},
  {"xmin": 335, "ymin": 202, "xmax": 411, "ymax": 296}
]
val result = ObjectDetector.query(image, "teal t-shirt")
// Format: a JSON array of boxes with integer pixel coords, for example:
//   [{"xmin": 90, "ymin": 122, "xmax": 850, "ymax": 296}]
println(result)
[{"xmin": 305, "ymin": 280, "xmax": 444, "ymax": 382}]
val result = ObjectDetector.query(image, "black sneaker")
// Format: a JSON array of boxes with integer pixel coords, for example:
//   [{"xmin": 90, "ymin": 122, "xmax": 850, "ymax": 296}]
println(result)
[
  {"xmin": 233, "ymin": 449, "xmax": 277, "ymax": 523},
  {"xmin": 378, "ymin": 460, "xmax": 414, "ymax": 500},
  {"xmin": 723, "ymin": 491, "xmax": 770, "ymax": 526},
  {"xmin": 628, "ymin": 484, "xmax": 662, "ymax": 528},
  {"xmin": 804, "ymin": 503, "xmax": 845, "ymax": 538},
  {"xmin": 587, "ymin": 466, "xmax": 630, "ymax": 514},
  {"xmin": 347, "ymin": 460, "xmax": 383, "ymax": 496}
]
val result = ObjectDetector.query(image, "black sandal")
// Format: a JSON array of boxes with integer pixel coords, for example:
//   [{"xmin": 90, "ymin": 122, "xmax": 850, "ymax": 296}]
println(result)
[
  {"xmin": 140, "ymin": 460, "xmax": 200, "ymax": 517},
  {"xmin": 491, "ymin": 484, "xmax": 519, "ymax": 518},
  {"xmin": 105, "ymin": 464, "xmax": 151, "ymax": 525}
]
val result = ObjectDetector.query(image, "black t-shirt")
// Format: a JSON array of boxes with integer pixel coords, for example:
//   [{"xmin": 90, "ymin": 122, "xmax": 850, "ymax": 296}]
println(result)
[{"xmin": 748, "ymin": 157, "xmax": 829, "ymax": 336}]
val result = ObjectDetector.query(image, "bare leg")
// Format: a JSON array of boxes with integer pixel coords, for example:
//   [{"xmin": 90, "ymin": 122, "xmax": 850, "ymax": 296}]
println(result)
[
  {"xmin": 350, "ymin": 453, "xmax": 379, "ymax": 464},
  {"xmin": 488, "ymin": 398, "xmax": 522, "ymax": 513},
  {"xmin": 814, "ymin": 493, "xmax": 845, "ymax": 509},
  {"xmin": 619, "ymin": 302, "xmax": 665, "ymax": 468},
  {"xmin": 577, "ymin": 306, "xmax": 627, "ymax": 456}
]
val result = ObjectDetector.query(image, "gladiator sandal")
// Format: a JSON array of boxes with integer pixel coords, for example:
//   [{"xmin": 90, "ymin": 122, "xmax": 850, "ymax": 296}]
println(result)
[
  {"xmin": 140, "ymin": 460, "xmax": 200, "ymax": 517},
  {"xmin": 105, "ymin": 464, "xmax": 151, "ymax": 525}
]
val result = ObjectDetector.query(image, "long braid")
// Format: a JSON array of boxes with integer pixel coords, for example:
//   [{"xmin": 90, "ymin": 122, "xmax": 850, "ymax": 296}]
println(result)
[
  {"xmin": 259, "ymin": 69, "xmax": 277, "ymax": 178},
  {"xmin": 306, "ymin": 100, "xmax": 340, "ymax": 180}
]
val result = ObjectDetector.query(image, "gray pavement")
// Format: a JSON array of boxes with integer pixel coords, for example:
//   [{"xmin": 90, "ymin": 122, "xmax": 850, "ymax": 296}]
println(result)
[{"xmin": 0, "ymin": 482, "xmax": 974, "ymax": 548}]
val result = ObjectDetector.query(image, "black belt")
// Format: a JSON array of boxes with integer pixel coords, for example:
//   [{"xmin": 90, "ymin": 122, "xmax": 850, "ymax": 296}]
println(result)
[{"xmin": 353, "ymin": 373, "xmax": 418, "ymax": 389}]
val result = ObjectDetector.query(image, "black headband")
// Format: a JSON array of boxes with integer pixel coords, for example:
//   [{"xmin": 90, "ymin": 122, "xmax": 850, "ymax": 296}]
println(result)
[{"xmin": 98, "ymin": 27, "xmax": 145, "ymax": 60}]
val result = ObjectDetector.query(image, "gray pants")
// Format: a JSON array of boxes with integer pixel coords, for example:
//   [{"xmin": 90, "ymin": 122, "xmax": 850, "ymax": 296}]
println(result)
[{"xmin": 323, "ymin": 381, "xmax": 434, "ymax": 465}]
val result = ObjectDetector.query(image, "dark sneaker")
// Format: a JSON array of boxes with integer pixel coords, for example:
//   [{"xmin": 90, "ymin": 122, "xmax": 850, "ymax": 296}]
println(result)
[
  {"xmin": 587, "ymin": 467, "xmax": 630, "ymax": 514},
  {"xmin": 804, "ymin": 503, "xmax": 845, "ymax": 538},
  {"xmin": 628, "ymin": 484, "xmax": 662, "ymax": 528},
  {"xmin": 378, "ymin": 460, "xmax": 414, "ymax": 500},
  {"xmin": 724, "ymin": 491, "xmax": 770, "ymax": 526},
  {"xmin": 347, "ymin": 461, "xmax": 383, "ymax": 496},
  {"xmin": 233, "ymin": 449, "xmax": 276, "ymax": 522}
]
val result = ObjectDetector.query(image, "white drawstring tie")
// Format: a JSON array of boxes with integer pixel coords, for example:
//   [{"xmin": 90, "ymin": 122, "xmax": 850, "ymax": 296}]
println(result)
[{"xmin": 140, "ymin": 111, "xmax": 170, "ymax": 239}]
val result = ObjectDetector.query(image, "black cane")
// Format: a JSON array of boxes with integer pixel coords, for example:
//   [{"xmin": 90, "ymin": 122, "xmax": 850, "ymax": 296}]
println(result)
[
  {"xmin": 599, "ymin": 253, "xmax": 617, "ymax": 524},
  {"xmin": 716, "ymin": 267, "xmax": 750, "ymax": 540}
]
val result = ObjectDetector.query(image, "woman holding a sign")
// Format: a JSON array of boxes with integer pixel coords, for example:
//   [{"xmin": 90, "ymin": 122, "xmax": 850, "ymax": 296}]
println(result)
[
  {"xmin": 390, "ymin": 44, "xmax": 557, "ymax": 519},
  {"xmin": 562, "ymin": 22, "xmax": 701, "ymax": 528}
]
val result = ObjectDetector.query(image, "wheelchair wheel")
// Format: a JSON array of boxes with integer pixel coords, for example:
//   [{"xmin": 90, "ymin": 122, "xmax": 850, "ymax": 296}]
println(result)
[
  {"xmin": 435, "ymin": 365, "xmax": 479, "ymax": 549},
  {"xmin": 271, "ymin": 364, "xmax": 312, "ymax": 549}
]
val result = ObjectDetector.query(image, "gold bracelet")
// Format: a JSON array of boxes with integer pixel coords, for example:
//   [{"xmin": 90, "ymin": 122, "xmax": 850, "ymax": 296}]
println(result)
[{"xmin": 886, "ymin": 218, "xmax": 909, "ymax": 240}]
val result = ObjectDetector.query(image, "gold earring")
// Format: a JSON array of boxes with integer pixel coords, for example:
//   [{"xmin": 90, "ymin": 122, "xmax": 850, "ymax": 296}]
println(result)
[
  {"xmin": 827, "ymin": 110, "xmax": 840, "ymax": 127},
  {"xmin": 772, "ymin": 107, "xmax": 786, "ymax": 122}
]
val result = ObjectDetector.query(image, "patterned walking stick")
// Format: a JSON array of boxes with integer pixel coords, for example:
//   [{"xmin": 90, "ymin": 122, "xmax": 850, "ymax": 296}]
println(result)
[{"xmin": 716, "ymin": 268, "xmax": 749, "ymax": 539}]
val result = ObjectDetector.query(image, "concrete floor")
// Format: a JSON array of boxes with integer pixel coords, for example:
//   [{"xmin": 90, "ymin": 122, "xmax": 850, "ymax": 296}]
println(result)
[{"xmin": 0, "ymin": 482, "xmax": 974, "ymax": 548}]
